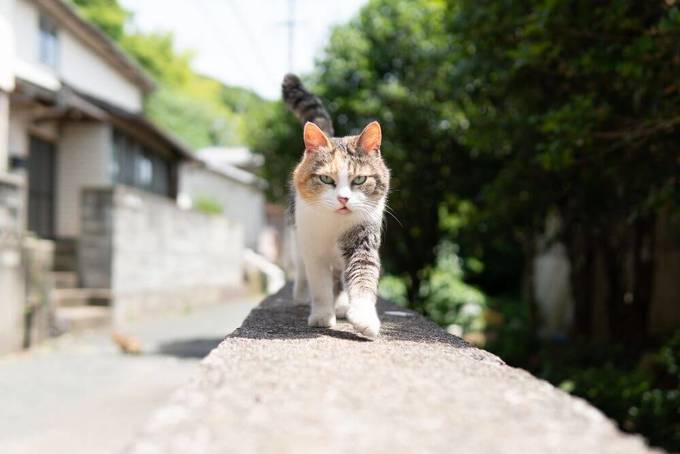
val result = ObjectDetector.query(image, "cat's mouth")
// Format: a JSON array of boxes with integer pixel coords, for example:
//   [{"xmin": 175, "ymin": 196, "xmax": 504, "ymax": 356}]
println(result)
[{"xmin": 337, "ymin": 207, "xmax": 351, "ymax": 214}]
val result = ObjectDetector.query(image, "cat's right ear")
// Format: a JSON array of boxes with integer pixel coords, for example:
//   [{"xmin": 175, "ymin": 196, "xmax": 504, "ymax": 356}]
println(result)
[{"xmin": 303, "ymin": 122, "xmax": 331, "ymax": 153}]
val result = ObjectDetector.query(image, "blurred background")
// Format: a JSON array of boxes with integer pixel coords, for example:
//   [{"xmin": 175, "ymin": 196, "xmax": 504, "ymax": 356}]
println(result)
[{"xmin": 0, "ymin": 0, "xmax": 678, "ymax": 452}]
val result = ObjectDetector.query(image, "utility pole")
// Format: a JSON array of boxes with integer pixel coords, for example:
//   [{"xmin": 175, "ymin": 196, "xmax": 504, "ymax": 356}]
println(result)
[{"xmin": 285, "ymin": 0, "xmax": 296, "ymax": 72}]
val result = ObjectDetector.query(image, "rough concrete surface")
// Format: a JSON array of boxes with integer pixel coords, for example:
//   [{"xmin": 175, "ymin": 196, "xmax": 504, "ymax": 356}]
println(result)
[{"xmin": 126, "ymin": 287, "xmax": 656, "ymax": 454}]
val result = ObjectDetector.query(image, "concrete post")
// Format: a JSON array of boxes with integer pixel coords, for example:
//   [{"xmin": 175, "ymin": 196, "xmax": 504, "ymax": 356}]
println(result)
[{"xmin": 0, "ymin": 92, "xmax": 9, "ymax": 174}]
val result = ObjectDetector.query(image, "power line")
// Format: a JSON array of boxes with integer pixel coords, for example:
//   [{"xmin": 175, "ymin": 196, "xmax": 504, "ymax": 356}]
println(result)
[
  {"xmin": 276, "ymin": 0, "xmax": 303, "ymax": 73},
  {"xmin": 285, "ymin": 0, "xmax": 296, "ymax": 72},
  {"xmin": 193, "ymin": 0, "xmax": 267, "ymax": 87},
  {"xmin": 224, "ymin": 0, "xmax": 277, "ymax": 81}
]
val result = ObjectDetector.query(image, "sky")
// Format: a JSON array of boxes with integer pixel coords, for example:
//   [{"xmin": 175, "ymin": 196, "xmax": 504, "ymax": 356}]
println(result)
[{"xmin": 119, "ymin": 0, "xmax": 369, "ymax": 99}]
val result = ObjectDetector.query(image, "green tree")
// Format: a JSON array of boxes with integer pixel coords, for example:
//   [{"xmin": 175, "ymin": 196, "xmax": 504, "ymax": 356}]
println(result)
[
  {"xmin": 71, "ymin": 0, "xmax": 128, "ymax": 40},
  {"xmin": 446, "ymin": 0, "xmax": 680, "ymax": 341},
  {"xmin": 70, "ymin": 0, "xmax": 265, "ymax": 148},
  {"xmin": 248, "ymin": 0, "xmax": 488, "ymax": 305}
]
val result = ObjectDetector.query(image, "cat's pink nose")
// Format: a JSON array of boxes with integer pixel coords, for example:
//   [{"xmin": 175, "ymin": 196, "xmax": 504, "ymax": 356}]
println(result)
[{"xmin": 337, "ymin": 196, "xmax": 349, "ymax": 206}]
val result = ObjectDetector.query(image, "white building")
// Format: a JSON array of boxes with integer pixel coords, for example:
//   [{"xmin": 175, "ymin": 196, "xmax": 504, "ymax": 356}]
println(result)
[
  {"xmin": 0, "ymin": 0, "xmax": 248, "ymax": 352},
  {"xmin": 0, "ymin": 0, "xmax": 197, "ymax": 240}
]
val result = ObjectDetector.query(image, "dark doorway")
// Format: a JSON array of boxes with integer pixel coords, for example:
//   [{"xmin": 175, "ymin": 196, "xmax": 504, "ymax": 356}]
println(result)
[{"xmin": 28, "ymin": 136, "xmax": 56, "ymax": 238}]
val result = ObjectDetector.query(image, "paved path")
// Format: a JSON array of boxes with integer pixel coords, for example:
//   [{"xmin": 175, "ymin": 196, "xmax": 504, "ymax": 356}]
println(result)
[
  {"xmin": 128, "ymin": 287, "xmax": 656, "ymax": 454},
  {"xmin": 0, "ymin": 295, "xmax": 260, "ymax": 454}
]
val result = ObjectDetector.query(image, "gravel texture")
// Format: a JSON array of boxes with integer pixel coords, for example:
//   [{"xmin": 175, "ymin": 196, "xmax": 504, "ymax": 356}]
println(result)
[{"xmin": 126, "ymin": 286, "xmax": 656, "ymax": 454}]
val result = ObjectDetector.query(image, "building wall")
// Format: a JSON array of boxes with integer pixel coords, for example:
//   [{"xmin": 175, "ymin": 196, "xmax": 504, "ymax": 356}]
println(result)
[
  {"xmin": 80, "ymin": 186, "xmax": 244, "ymax": 324},
  {"xmin": 0, "ymin": 174, "xmax": 24, "ymax": 354},
  {"xmin": 12, "ymin": 0, "xmax": 60, "ymax": 91},
  {"xmin": 0, "ymin": 91, "xmax": 9, "ymax": 173},
  {"xmin": 0, "ymin": 0, "xmax": 15, "ymax": 94},
  {"xmin": 179, "ymin": 164, "xmax": 266, "ymax": 249},
  {"xmin": 59, "ymin": 28, "xmax": 142, "ymax": 112},
  {"xmin": 12, "ymin": 0, "xmax": 142, "ymax": 112},
  {"xmin": 56, "ymin": 122, "xmax": 111, "ymax": 238}
]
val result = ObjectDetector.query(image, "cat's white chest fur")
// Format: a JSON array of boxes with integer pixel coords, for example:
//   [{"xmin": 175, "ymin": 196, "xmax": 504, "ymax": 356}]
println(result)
[
  {"xmin": 293, "ymin": 194, "xmax": 383, "ymax": 339},
  {"xmin": 294, "ymin": 195, "xmax": 356, "ymax": 266}
]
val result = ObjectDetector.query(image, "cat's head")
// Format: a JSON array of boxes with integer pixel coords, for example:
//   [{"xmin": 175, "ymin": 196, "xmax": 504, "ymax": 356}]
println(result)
[{"xmin": 293, "ymin": 121, "xmax": 390, "ymax": 218}]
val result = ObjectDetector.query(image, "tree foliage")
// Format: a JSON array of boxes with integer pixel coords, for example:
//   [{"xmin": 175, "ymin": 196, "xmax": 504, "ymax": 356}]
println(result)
[
  {"xmin": 249, "ymin": 0, "xmax": 679, "ymax": 325},
  {"xmin": 71, "ymin": 0, "xmax": 128, "ymax": 40},
  {"xmin": 248, "ymin": 0, "xmax": 484, "ymax": 303},
  {"xmin": 446, "ymin": 0, "xmax": 680, "ymax": 340}
]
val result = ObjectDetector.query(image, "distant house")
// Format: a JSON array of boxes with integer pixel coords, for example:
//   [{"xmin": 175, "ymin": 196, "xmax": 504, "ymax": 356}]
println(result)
[
  {"xmin": 0, "ymin": 0, "xmax": 246, "ymax": 353},
  {"xmin": 2, "ymin": 0, "xmax": 190, "ymax": 240},
  {"xmin": 196, "ymin": 146, "xmax": 265, "ymax": 174},
  {"xmin": 180, "ymin": 147, "xmax": 267, "ymax": 249}
]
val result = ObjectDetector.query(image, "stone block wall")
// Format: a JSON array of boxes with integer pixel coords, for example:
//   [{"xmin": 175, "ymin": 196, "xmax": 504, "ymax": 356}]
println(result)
[
  {"xmin": 81, "ymin": 185, "xmax": 244, "ymax": 324},
  {"xmin": 0, "ymin": 174, "xmax": 24, "ymax": 353},
  {"xmin": 79, "ymin": 188, "xmax": 113, "ymax": 288}
]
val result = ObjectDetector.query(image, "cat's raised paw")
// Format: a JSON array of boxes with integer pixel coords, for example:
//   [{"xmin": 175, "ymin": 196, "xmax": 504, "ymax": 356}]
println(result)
[
  {"xmin": 347, "ymin": 306, "xmax": 380, "ymax": 339},
  {"xmin": 308, "ymin": 311, "xmax": 336, "ymax": 328}
]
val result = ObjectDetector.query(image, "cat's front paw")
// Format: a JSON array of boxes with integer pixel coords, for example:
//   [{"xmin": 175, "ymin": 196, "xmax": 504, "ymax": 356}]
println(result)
[
  {"xmin": 308, "ymin": 311, "xmax": 336, "ymax": 328},
  {"xmin": 347, "ymin": 303, "xmax": 380, "ymax": 339}
]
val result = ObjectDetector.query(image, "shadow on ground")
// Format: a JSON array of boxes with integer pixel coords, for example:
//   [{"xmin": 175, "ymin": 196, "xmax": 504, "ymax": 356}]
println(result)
[
  {"xmin": 157, "ymin": 338, "xmax": 226, "ymax": 359},
  {"xmin": 229, "ymin": 286, "xmax": 475, "ymax": 349}
]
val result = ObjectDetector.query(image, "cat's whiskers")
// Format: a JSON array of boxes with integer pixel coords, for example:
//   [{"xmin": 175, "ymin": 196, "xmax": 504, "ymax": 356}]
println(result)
[{"xmin": 383, "ymin": 203, "xmax": 403, "ymax": 227}]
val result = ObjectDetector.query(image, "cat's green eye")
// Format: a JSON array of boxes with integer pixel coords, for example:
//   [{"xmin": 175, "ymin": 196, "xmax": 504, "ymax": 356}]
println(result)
[
  {"xmin": 319, "ymin": 175, "xmax": 335, "ymax": 185},
  {"xmin": 352, "ymin": 176, "xmax": 367, "ymax": 185}
]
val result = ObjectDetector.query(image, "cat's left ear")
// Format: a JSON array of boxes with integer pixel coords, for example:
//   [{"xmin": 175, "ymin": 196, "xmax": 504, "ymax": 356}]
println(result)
[
  {"xmin": 303, "ymin": 122, "xmax": 331, "ymax": 153},
  {"xmin": 357, "ymin": 121, "xmax": 382, "ymax": 154}
]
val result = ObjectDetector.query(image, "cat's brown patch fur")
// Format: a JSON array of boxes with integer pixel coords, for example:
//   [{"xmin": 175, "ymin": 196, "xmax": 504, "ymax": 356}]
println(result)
[{"xmin": 293, "ymin": 136, "xmax": 389, "ymax": 203}]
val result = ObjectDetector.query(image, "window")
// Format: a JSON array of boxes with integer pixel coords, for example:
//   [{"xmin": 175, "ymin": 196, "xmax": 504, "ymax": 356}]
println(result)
[
  {"xmin": 38, "ymin": 15, "xmax": 58, "ymax": 69},
  {"xmin": 112, "ymin": 130, "xmax": 173, "ymax": 197}
]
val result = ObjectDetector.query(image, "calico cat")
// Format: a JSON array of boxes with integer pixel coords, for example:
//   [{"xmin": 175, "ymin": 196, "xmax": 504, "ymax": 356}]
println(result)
[{"xmin": 282, "ymin": 74, "xmax": 390, "ymax": 339}]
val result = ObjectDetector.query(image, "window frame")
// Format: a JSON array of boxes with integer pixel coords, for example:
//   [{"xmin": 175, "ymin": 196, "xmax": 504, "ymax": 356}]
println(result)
[
  {"xmin": 38, "ymin": 14, "xmax": 59, "ymax": 69},
  {"xmin": 111, "ymin": 129, "xmax": 173, "ymax": 197}
]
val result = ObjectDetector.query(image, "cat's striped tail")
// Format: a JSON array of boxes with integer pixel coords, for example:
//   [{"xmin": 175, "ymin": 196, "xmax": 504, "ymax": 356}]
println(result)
[{"xmin": 282, "ymin": 74, "xmax": 334, "ymax": 137}]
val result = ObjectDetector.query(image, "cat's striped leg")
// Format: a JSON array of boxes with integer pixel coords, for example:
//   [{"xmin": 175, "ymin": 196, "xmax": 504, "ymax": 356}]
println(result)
[{"xmin": 342, "ymin": 225, "xmax": 381, "ymax": 339}]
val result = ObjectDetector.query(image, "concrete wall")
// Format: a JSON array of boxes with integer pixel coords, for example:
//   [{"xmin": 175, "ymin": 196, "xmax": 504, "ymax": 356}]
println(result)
[
  {"xmin": 12, "ymin": 0, "xmax": 142, "ymax": 111},
  {"xmin": 179, "ymin": 164, "xmax": 266, "ymax": 249},
  {"xmin": 7, "ymin": 104, "xmax": 29, "ymax": 157},
  {"xmin": 0, "ymin": 174, "xmax": 24, "ymax": 354},
  {"xmin": 80, "ymin": 186, "xmax": 244, "ymax": 324},
  {"xmin": 56, "ymin": 122, "xmax": 111, "ymax": 237}
]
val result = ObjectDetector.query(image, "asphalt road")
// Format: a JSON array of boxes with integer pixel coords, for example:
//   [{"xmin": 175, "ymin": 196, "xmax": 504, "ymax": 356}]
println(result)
[{"xmin": 0, "ymin": 294, "xmax": 260, "ymax": 454}]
